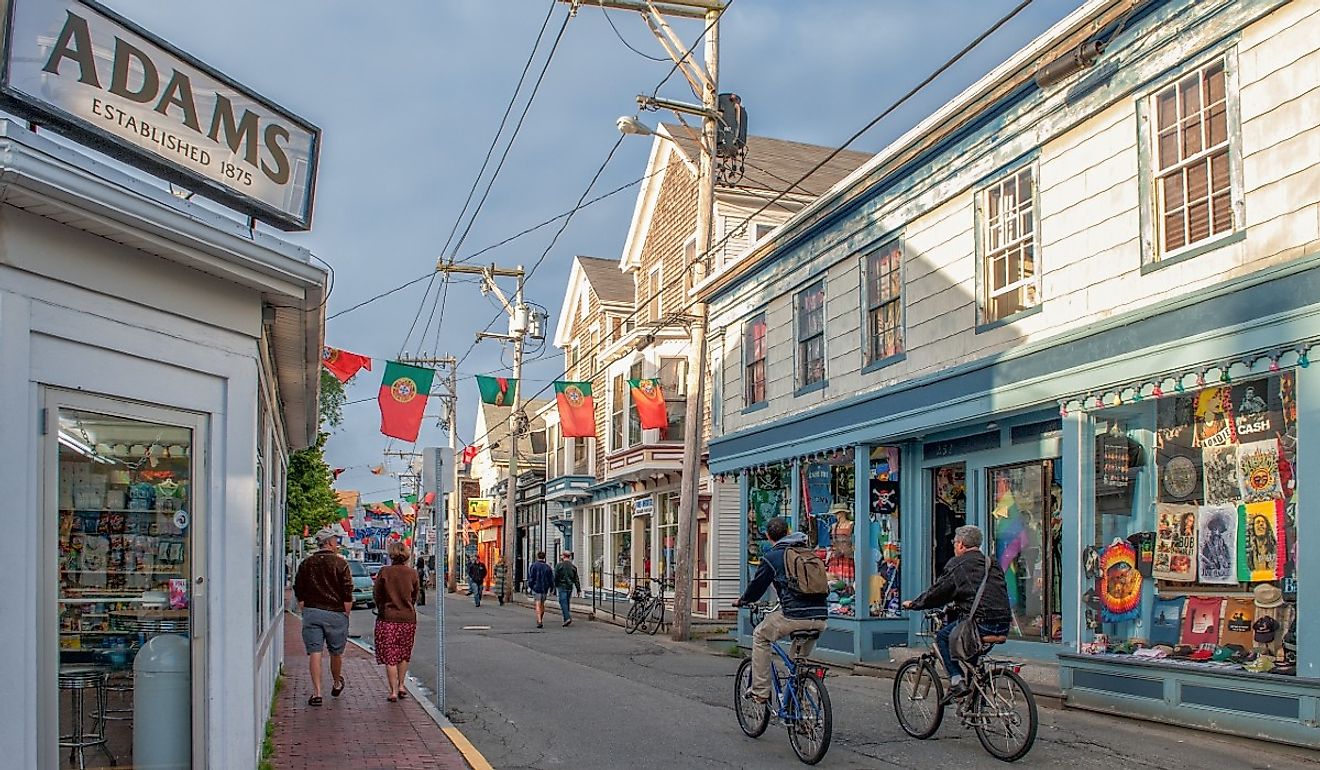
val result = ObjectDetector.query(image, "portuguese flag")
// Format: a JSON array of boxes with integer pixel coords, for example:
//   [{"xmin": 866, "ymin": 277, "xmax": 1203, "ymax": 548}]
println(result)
[
  {"xmin": 476, "ymin": 375, "xmax": 518, "ymax": 406},
  {"xmin": 554, "ymin": 381, "xmax": 595, "ymax": 437},
  {"xmin": 322, "ymin": 346, "xmax": 372, "ymax": 383},
  {"xmin": 629, "ymin": 378, "xmax": 669, "ymax": 430},
  {"xmin": 378, "ymin": 361, "xmax": 435, "ymax": 441}
]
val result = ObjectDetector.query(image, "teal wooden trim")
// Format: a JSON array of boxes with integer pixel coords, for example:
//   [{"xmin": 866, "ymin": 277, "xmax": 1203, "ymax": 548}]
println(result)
[
  {"xmin": 794, "ymin": 379, "xmax": 827, "ymax": 398},
  {"xmin": 790, "ymin": 458, "xmax": 802, "ymax": 530},
  {"xmin": 1060, "ymin": 411, "xmax": 1088, "ymax": 654},
  {"xmin": 740, "ymin": 401, "xmax": 768, "ymax": 415},
  {"xmin": 1293, "ymin": 365, "xmax": 1319, "ymax": 679},
  {"xmin": 1140, "ymin": 229, "xmax": 1246, "ymax": 275},
  {"xmin": 900, "ymin": 442, "xmax": 926, "ymax": 643},
  {"xmin": 974, "ymin": 303, "xmax": 1043, "ymax": 335},
  {"xmin": 862, "ymin": 352, "xmax": 907, "ymax": 376},
  {"xmin": 738, "ymin": 471, "xmax": 750, "ymax": 602},
  {"xmin": 853, "ymin": 443, "xmax": 873, "ymax": 619}
]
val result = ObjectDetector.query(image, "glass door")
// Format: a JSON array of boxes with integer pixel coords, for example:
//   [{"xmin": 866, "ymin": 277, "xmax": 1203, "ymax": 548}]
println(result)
[
  {"xmin": 986, "ymin": 459, "xmax": 1063, "ymax": 642},
  {"xmin": 930, "ymin": 463, "xmax": 967, "ymax": 582},
  {"xmin": 51, "ymin": 403, "xmax": 201, "ymax": 768}
]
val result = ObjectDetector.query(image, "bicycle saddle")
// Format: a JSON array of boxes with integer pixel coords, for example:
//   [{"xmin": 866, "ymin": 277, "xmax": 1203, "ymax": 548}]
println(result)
[
  {"xmin": 980, "ymin": 634, "xmax": 1008, "ymax": 644},
  {"xmin": 790, "ymin": 629, "xmax": 822, "ymax": 641}
]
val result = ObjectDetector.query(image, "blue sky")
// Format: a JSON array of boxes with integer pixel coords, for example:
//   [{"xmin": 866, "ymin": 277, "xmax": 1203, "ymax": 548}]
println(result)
[{"xmin": 98, "ymin": 0, "xmax": 1083, "ymax": 501}]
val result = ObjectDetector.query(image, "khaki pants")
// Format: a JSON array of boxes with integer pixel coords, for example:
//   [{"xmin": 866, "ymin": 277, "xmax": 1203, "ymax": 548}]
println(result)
[{"xmin": 750, "ymin": 609, "xmax": 826, "ymax": 699}]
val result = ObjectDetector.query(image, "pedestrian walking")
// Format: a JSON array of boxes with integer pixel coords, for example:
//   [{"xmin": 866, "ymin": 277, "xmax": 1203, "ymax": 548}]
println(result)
[
  {"xmin": 467, "ymin": 558, "xmax": 488, "ymax": 607},
  {"xmin": 427, "ymin": 555, "xmax": 437, "ymax": 588},
  {"xmin": 553, "ymin": 551, "xmax": 581, "ymax": 627},
  {"xmin": 374, "ymin": 541, "xmax": 420, "ymax": 702},
  {"xmin": 415, "ymin": 554, "xmax": 428, "ymax": 607},
  {"xmin": 493, "ymin": 556, "xmax": 509, "ymax": 606},
  {"xmin": 526, "ymin": 551, "xmax": 555, "ymax": 629},
  {"xmin": 293, "ymin": 528, "xmax": 354, "ymax": 706}
]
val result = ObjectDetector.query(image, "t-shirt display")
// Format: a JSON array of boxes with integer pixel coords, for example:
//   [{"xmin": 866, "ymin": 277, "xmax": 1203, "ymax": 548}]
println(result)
[
  {"xmin": 1096, "ymin": 428, "xmax": 1145, "ymax": 515},
  {"xmin": 868, "ymin": 447, "xmax": 902, "ymax": 618},
  {"xmin": 1083, "ymin": 372, "xmax": 1299, "ymax": 679}
]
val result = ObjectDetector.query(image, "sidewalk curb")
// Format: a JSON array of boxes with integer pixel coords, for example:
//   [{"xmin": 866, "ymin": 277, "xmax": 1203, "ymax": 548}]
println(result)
[{"xmin": 346, "ymin": 636, "xmax": 494, "ymax": 770}]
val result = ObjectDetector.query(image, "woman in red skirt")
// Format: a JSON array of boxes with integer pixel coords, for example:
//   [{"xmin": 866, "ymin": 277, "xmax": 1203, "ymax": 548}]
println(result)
[{"xmin": 373, "ymin": 541, "xmax": 420, "ymax": 701}]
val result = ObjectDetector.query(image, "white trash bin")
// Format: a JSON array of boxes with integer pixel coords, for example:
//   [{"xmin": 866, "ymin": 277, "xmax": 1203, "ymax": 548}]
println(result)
[{"xmin": 133, "ymin": 634, "xmax": 191, "ymax": 769}]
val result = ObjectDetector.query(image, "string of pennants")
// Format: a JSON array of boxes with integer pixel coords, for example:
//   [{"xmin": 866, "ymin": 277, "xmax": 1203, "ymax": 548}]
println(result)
[{"xmin": 322, "ymin": 346, "xmax": 674, "ymax": 445}]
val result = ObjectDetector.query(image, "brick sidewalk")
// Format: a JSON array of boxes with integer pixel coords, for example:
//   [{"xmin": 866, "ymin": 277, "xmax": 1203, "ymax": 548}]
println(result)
[{"xmin": 272, "ymin": 611, "xmax": 472, "ymax": 770}]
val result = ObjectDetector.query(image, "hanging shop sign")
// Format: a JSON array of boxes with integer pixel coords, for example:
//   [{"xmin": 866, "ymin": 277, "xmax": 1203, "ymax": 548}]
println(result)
[
  {"xmin": 467, "ymin": 497, "xmax": 493, "ymax": 518},
  {"xmin": 0, "ymin": 0, "xmax": 319, "ymax": 230},
  {"xmin": 632, "ymin": 496, "xmax": 653, "ymax": 517}
]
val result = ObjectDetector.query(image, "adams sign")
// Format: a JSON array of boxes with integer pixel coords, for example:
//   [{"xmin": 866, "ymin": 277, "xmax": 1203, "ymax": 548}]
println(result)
[{"xmin": 0, "ymin": 0, "xmax": 319, "ymax": 230}]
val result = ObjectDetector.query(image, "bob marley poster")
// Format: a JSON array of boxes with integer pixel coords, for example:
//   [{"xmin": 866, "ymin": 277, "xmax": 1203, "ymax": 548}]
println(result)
[
  {"xmin": 1154, "ymin": 503, "xmax": 1198, "ymax": 582},
  {"xmin": 1239, "ymin": 500, "xmax": 1285, "ymax": 582}
]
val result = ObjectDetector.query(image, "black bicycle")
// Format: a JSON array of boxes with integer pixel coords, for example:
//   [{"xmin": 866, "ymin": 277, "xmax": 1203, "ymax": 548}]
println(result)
[
  {"xmin": 624, "ymin": 578, "xmax": 665, "ymax": 635},
  {"xmin": 733, "ymin": 602, "xmax": 833, "ymax": 765},
  {"xmin": 892, "ymin": 610, "xmax": 1038, "ymax": 762}
]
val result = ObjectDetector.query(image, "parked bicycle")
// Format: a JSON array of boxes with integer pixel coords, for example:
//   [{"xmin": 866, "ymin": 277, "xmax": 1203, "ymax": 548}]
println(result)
[
  {"xmin": 892, "ymin": 610, "xmax": 1038, "ymax": 762},
  {"xmin": 624, "ymin": 577, "xmax": 665, "ymax": 635},
  {"xmin": 732, "ymin": 601, "xmax": 833, "ymax": 765}
]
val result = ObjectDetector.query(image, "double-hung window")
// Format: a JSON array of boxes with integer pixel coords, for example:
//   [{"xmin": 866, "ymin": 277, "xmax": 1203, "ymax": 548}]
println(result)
[
  {"xmin": 796, "ymin": 281, "xmax": 826, "ymax": 388},
  {"xmin": 744, "ymin": 313, "xmax": 767, "ymax": 406},
  {"xmin": 1152, "ymin": 58, "xmax": 1235, "ymax": 257},
  {"xmin": 647, "ymin": 267, "xmax": 662, "ymax": 322},
  {"xmin": 865, "ymin": 240, "xmax": 903, "ymax": 364},
  {"xmin": 980, "ymin": 166, "xmax": 1038, "ymax": 324},
  {"xmin": 627, "ymin": 361, "xmax": 643, "ymax": 446},
  {"xmin": 610, "ymin": 374, "xmax": 625, "ymax": 450},
  {"xmin": 658, "ymin": 357, "xmax": 687, "ymax": 442}
]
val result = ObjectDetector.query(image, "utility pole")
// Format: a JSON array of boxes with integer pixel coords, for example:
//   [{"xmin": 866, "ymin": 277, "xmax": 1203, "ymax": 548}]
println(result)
[
  {"xmin": 437, "ymin": 262, "xmax": 529, "ymax": 605},
  {"xmin": 572, "ymin": 0, "xmax": 724, "ymax": 640}
]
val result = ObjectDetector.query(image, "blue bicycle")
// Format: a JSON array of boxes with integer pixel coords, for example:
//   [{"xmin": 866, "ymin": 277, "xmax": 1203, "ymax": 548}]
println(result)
[{"xmin": 733, "ymin": 602, "xmax": 833, "ymax": 765}]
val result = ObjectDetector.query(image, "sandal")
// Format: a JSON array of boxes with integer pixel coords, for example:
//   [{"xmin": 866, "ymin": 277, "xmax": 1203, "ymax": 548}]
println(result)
[
  {"xmin": 397, "ymin": 689, "xmax": 408, "ymax": 699},
  {"xmin": 331, "ymin": 678, "xmax": 345, "ymax": 697},
  {"xmin": 387, "ymin": 695, "xmax": 397, "ymax": 703},
  {"xmin": 308, "ymin": 695, "xmax": 323, "ymax": 707}
]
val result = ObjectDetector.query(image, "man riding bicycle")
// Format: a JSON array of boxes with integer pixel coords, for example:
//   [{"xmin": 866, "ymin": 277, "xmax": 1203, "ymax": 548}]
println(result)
[
  {"xmin": 903, "ymin": 525, "xmax": 1012, "ymax": 700},
  {"xmin": 734, "ymin": 516, "xmax": 827, "ymax": 704}
]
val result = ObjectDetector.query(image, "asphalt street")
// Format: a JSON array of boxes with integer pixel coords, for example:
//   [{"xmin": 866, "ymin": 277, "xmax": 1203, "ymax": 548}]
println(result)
[{"xmin": 348, "ymin": 595, "xmax": 1320, "ymax": 769}]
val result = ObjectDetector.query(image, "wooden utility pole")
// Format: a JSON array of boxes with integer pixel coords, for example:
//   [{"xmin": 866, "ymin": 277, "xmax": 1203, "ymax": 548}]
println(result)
[{"xmin": 436, "ymin": 262, "xmax": 528, "ymax": 605}]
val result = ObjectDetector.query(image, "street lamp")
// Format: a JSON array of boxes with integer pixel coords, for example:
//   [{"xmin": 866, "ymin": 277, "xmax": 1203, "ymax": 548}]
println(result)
[{"xmin": 616, "ymin": 115, "xmax": 654, "ymax": 136}]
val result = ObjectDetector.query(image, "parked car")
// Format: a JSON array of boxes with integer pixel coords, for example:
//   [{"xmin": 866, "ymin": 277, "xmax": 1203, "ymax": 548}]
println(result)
[
  {"xmin": 367, "ymin": 563, "xmax": 384, "ymax": 580},
  {"xmin": 348, "ymin": 560, "xmax": 374, "ymax": 607}
]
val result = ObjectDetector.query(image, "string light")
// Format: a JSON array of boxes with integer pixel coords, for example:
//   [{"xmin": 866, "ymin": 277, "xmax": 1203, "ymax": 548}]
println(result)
[
  {"xmin": 1152, "ymin": 383, "xmax": 1164, "ymax": 398},
  {"xmin": 1299, "ymin": 350, "xmax": 1310, "ymax": 368}
]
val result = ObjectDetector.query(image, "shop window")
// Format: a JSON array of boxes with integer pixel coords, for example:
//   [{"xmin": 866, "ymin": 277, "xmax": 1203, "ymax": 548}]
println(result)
[
  {"xmin": 746, "ymin": 466, "xmax": 791, "ymax": 583},
  {"xmin": 588, "ymin": 507, "xmax": 605, "ymax": 590},
  {"xmin": 658, "ymin": 357, "xmax": 687, "ymax": 443},
  {"xmin": 869, "ymin": 447, "xmax": 902, "ymax": 617},
  {"xmin": 989, "ymin": 459, "xmax": 1063, "ymax": 642},
  {"xmin": 1080, "ymin": 372, "xmax": 1298, "ymax": 677},
  {"xmin": 796, "ymin": 281, "xmax": 826, "ymax": 388},
  {"xmin": 930, "ymin": 464, "xmax": 968, "ymax": 582},
  {"xmin": 658, "ymin": 494, "xmax": 679, "ymax": 590},
  {"xmin": 864, "ymin": 241, "xmax": 903, "ymax": 365},
  {"xmin": 56, "ymin": 409, "xmax": 194, "ymax": 764},
  {"xmin": 979, "ymin": 166, "xmax": 1038, "ymax": 323},
  {"xmin": 744, "ymin": 313, "xmax": 767, "ymax": 406},
  {"xmin": 610, "ymin": 502, "xmax": 631, "ymax": 590},
  {"xmin": 1151, "ymin": 57, "xmax": 1237, "ymax": 258},
  {"xmin": 800, "ymin": 452, "xmax": 856, "ymax": 617}
]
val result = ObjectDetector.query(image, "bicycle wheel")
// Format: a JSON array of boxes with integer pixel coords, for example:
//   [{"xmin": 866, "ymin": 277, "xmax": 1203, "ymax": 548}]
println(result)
[
  {"xmin": 892, "ymin": 659, "xmax": 945, "ymax": 739},
  {"xmin": 624, "ymin": 601, "xmax": 645, "ymax": 634},
  {"xmin": 646, "ymin": 597, "xmax": 665, "ymax": 636},
  {"xmin": 734, "ymin": 658, "xmax": 769, "ymax": 738},
  {"xmin": 787, "ymin": 670, "xmax": 832, "ymax": 765},
  {"xmin": 972, "ymin": 668, "xmax": 1038, "ymax": 762}
]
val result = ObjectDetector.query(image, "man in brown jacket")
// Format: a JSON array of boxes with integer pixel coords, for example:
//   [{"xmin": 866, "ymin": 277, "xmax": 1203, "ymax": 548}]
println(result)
[{"xmin": 293, "ymin": 528, "xmax": 354, "ymax": 706}]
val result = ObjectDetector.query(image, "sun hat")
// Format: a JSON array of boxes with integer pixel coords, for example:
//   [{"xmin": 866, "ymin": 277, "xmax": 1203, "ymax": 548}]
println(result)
[
  {"xmin": 314, "ymin": 527, "xmax": 341, "ymax": 545},
  {"xmin": 1210, "ymin": 646, "xmax": 1237, "ymax": 662},
  {"xmin": 1243, "ymin": 654, "xmax": 1275, "ymax": 673},
  {"xmin": 1253, "ymin": 583, "xmax": 1284, "ymax": 609}
]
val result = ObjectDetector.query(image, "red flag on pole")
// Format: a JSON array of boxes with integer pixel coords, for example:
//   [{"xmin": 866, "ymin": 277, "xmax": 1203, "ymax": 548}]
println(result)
[
  {"xmin": 460, "ymin": 445, "xmax": 481, "ymax": 464},
  {"xmin": 378, "ymin": 361, "xmax": 436, "ymax": 441},
  {"xmin": 332, "ymin": 468, "xmax": 346, "ymax": 480},
  {"xmin": 321, "ymin": 346, "xmax": 372, "ymax": 383}
]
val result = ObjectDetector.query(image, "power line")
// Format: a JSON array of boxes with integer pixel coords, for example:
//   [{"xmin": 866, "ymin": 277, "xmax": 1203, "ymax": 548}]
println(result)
[
  {"xmin": 649, "ymin": 0, "xmax": 731, "ymax": 100},
  {"xmin": 600, "ymin": 2, "xmax": 669, "ymax": 61},
  {"xmin": 457, "ymin": 0, "xmax": 1040, "ymax": 456}
]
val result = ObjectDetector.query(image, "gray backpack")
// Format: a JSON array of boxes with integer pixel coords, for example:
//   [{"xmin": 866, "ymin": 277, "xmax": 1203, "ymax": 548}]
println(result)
[{"xmin": 783, "ymin": 545, "xmax": 830, "ymax": 597}]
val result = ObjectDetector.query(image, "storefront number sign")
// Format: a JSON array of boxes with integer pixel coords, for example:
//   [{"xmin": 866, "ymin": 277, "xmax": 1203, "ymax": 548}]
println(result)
[{"xmin": 0, "ymin": 0, "xmax": 320, "ymax": 230}]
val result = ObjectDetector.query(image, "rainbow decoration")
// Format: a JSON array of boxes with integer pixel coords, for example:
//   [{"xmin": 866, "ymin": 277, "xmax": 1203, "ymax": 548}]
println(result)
[{"xmin": 1099, "ymin": 540, "xmax": 1142, "ymax": 622}]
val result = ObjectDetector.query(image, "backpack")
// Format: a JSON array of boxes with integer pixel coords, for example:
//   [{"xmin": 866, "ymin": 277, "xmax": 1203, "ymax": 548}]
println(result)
[{"xmin": 782, "ymin": 545, "xmax": 829, "ymax": 597}]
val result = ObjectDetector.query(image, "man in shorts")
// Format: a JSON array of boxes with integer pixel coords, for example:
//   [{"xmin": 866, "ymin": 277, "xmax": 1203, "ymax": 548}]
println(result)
[
  {"xmin": 526, "ymin": 551, "xmax": 555, "ymax": 629},
  {"xmin": 293, "ymin": 528, "xmax": 354, "ymax": 706}
]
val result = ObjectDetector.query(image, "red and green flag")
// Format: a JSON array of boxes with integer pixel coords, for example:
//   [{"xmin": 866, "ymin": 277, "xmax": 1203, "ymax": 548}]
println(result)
[
  {"xmin": 476, "ymin": 375, "xmax": 517, "ymax": 406},
  {"xmin": 322, "ymin": 346, "xmax": 372, "ymax": 383},
  {"xmin": 554, "ymin": 381, "xmax": 596, "ymax": 438},
  {"xmin": 378, "ymin": 361, "xmax": 435, "ymax": 441},
  {"xmin": 629, "ymin": 378, "xmax": 669, "ymax": 430}
]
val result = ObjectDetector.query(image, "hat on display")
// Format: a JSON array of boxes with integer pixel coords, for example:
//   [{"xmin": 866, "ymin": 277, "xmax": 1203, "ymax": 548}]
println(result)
[
  {"xmin": 827, "ymin": 502, "xmax": 851, "ymax": 515},
  {"xmin": 1283, "ymin": 618, "xmax": 1297, "ymax": 653},
  {"xmin": 1252, "ymin": 615, "xmax": 1278, "ymax": 643},
  {"xmin": 1210, "ymin": 646, "xmax": 1238, "ymax": 662},
  {"xmin": 1253, "ymin": 583, "xmax": 1285, "ymax": 609},
  {"xmin": 1243, "ymin": 654, "xmax": 1276, "ymax": 673},
  {"xmin": 1190, "ymin": 644, "xmax": 1216, "ymax": 661},
  {"xmin": 314, "ymin": 527, "xmax": 341, "ymax": 545}
]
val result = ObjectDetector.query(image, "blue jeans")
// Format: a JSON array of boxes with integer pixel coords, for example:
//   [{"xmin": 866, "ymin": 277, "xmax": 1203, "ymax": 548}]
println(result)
[
  {"xmin": 935, "ymin": 618, "xmax": 1010, "ymax": 679},
  {"xmin": 469, "ymin": 580, "xmax": 482, "ymax": 606},
  {"xmin": 557, "ymin": 587, "xmax": 572, "ymax": 621}
]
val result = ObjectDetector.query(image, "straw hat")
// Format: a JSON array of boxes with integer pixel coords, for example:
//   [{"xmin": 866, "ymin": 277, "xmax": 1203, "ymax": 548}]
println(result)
[{"xmin": 1253, "ymin": 583, "xmax": 1284, "ymax": 609}]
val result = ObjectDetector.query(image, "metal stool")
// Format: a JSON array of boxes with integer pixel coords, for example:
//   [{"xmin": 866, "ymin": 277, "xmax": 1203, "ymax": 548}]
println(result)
[{"xmin": 59, "ymin": 666, "xmax": 117, "ymax": 769}]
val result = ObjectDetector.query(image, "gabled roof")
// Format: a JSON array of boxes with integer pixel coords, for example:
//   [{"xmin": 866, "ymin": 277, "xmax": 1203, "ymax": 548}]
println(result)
[
  {"xmin": 577, "ymin": 255, "xmax": 633, "ymax": 304},
  {"xmin": 660, "ymin": 123, "xmax": 872, "ymax": 199}
]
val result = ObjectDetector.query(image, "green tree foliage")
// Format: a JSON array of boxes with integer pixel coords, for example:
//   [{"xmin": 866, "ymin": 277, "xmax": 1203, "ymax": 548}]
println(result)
[
  {"xmin": 319, "ymin": 369, "xmax": 345, "ymax": 430},
  {"xmin": 286, "ymin": 432, "xmax": 339, "ymax": 538}
]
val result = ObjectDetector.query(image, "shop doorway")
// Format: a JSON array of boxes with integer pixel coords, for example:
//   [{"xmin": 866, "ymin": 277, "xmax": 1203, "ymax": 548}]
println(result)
[
  {"xmin": 987, "ymin": 459, "xmax": 1063, "ymax": 642},
  {"xmin": 43, "ymin": 395, "xmax": 206, "ymax": 768},
  {"xmin": 930, "ymin": 463, "xmax": 967, "ymax": 582}
]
